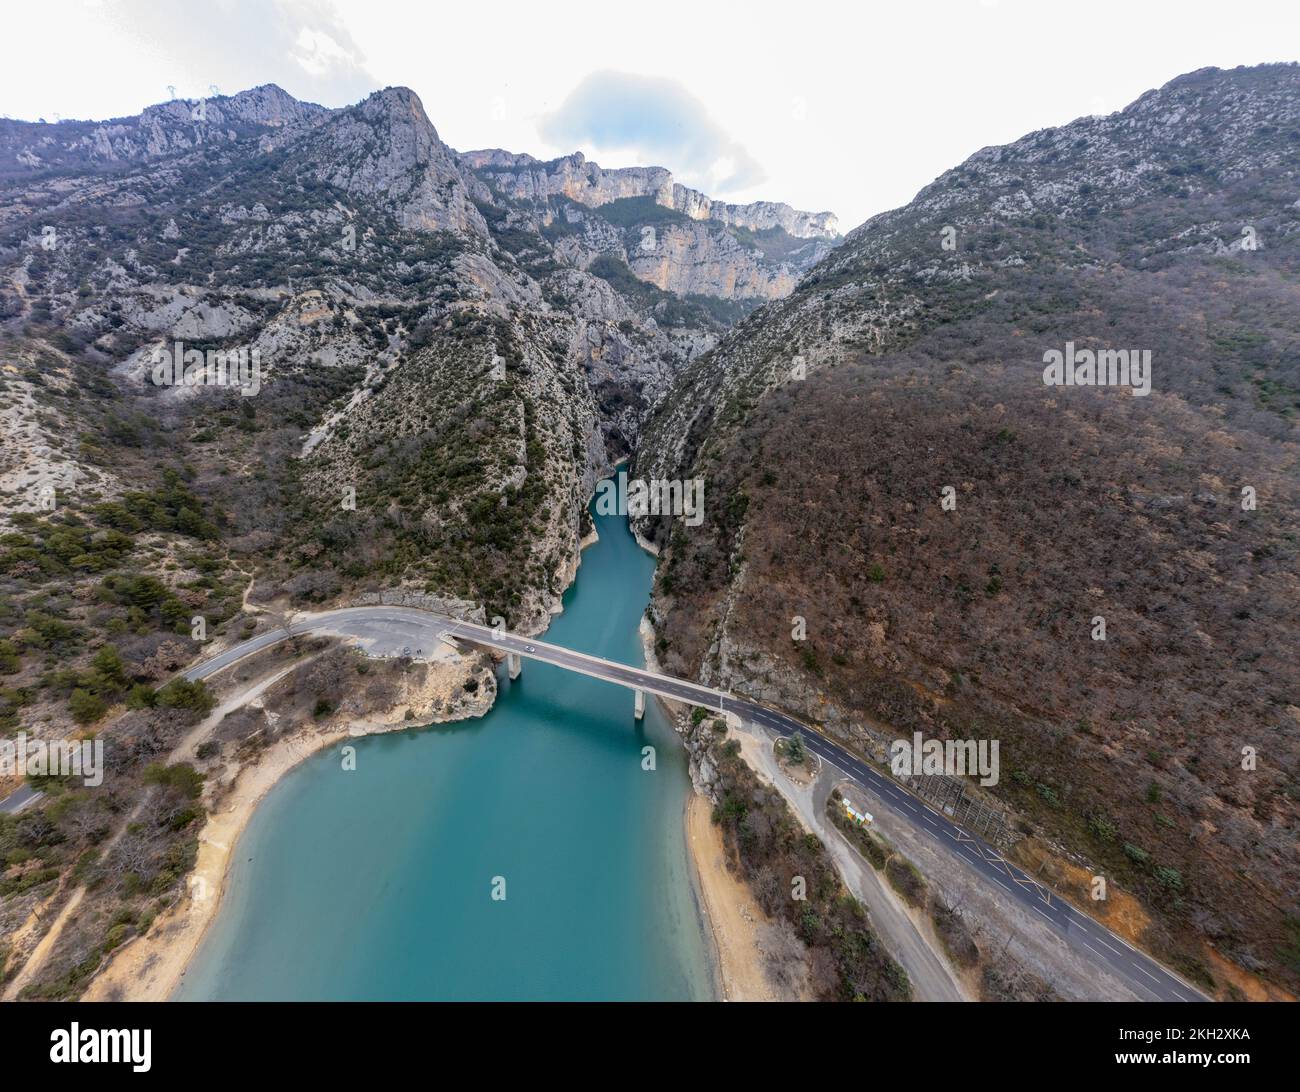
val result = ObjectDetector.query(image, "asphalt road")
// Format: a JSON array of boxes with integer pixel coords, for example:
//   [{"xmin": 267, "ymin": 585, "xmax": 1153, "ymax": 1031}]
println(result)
[
  {"xmin": 733, "ymin": 702, "xmax": 1208, "ymax": 1002},
  {"xmin": 147, "ymin": 606, "xmax": 1208, "ymax": 1001},
  {"xmin": 0, "ymin": 782, "xmax": 43, "ymax": 815}
]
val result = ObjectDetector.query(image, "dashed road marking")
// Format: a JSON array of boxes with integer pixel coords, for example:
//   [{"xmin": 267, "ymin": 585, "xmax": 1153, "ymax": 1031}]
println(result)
[{"xmin": 1092, "ymin": 935, "xmax": 1125, "ymax": 958}]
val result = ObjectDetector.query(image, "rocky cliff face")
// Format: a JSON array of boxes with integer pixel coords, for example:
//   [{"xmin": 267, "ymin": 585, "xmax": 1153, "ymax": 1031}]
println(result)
[
  {"xmin": 307, "ymin": 87, "xmax": 490, "ymax": 236},
  {"xmin": 635, "ymin": 63, "xmax": 1300, "ymax": 998},
  {"xmin": 462, "ymin": 149, "xmax": 838, "ymax": 237},
  {"xmin": 462, "ymin": 149, "xmax": 839, "ymax": 302}
]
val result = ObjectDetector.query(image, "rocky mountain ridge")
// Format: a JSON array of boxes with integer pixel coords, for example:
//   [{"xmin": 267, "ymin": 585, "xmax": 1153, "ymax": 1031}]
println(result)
[
  {"xmin": 462, "ymin": 148, "xmax": 839, "ymax": 237},
  {"xmin": 0, "ymin": 84, "xmax": 330, "ymax": 178},
  {"xmin": 2, "ymin": 78, "xmax": 818, "ymax": 642}
]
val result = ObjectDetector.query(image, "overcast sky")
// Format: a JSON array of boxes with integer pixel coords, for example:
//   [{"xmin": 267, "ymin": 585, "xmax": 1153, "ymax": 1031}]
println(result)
[{"xmin": 4, "ymin": 1, "xmax": 1297, "ymax": 230}]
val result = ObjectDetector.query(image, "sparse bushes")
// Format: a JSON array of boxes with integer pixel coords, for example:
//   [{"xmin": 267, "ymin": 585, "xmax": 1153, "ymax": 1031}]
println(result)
[
  {"xmin": 933, "ymin": 900, "xmax": 981, "ymax": 969},
  {"xmin": 709, "ymin": 739, "xmax": 910, "ymax": 1001},
  {"xmin": 885, "ymin": 855, "xmax": 927, "ymax": 909}
]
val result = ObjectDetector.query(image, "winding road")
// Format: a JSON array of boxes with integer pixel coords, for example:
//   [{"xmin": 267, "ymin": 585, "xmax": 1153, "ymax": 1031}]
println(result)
[{"xmin": 100, "ymin": 604, "xmax": 1211, "ymax": 1002}]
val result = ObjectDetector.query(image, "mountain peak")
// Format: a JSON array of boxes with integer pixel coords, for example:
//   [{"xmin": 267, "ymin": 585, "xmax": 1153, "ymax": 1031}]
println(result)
[
  {"xmin": 358, "ymin": 86, "xmax": 433, "ymax": 125},
  {"xmin": 316, "ymin": 85, "xmax": 485, "ymax": 235}
]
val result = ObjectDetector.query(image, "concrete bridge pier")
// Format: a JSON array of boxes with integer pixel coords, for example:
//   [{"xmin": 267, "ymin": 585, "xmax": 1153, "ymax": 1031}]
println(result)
[
  {"xmin": 634, "ymin": 688, "xmax": 645, "ymax": 720},
  {"xmin": 508, "ymin": 652, "xmax": 521, "ymax": 680}
]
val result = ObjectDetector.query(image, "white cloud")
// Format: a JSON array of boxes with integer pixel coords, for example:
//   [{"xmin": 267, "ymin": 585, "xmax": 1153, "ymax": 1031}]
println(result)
[
  {"xmin": 539, "ymin": 70, "xmax": 765, "ymax": 195},
  {"xmin": 291, "ymin": 27, "xmax": 354, "ymax": 78}
]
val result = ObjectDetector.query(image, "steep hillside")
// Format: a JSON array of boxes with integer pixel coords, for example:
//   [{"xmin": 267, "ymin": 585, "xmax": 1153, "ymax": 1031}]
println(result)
[
  {"xmin": 0, "ymin": 79, "xmax": 832, "ymax": 769},
  {"xmin": 635, "ymin": 63, "xmax": 1300, "ymax": 995}
]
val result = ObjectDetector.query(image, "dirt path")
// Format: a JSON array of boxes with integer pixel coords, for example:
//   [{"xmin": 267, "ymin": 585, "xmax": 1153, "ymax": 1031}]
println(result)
[
  {"xmin": 729, "ymin": 719, "xmax": 969, "ymax": 1002},
  {"xmin": 2, "ymin": 660, "xmax": 311, "ymax": 1000}
]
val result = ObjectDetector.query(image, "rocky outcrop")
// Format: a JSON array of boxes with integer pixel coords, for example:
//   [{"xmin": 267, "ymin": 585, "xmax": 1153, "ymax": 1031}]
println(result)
[
  {"xmin": 308, "ymin": 87, "xmax": 489, "ymax": 236},
  {"xmin": 354, "ymin": 589, "xmax": 486, "ymax": 623},
  {"xmin": 465, "ymin": 150, "xmax": 673, "ymax": 208},
  {"xmin": 628, "ymin": 222, "xmax": 798, "ymax": 298}
]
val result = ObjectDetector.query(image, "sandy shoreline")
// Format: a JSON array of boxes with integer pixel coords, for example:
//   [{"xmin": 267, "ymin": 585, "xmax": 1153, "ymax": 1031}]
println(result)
[
  {"xmin": 685, "ymin": 793, "xmax": 784, "ymax": 1001},
  {"xmin": 85, "ymin": 521, "xmax": 767, "ymax": 1002},
  {"xmin": 85, "ymin": 725, "xmax": 350, "ymax": 1000},
  {"xmin": 83, "ymin": 652, "xmax": 490, "ymax": 1001},
  {"xmin": 89, "ymin": 688, "xmax": 770, "ymax": 1004},
  {"xmin": 634, "ymin": 615, "xmax": 776, "ymax": 1001}
]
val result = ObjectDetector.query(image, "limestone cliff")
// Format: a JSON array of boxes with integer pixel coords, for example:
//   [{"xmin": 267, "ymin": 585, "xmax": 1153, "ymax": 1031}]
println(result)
[{"xmin": 462, "ymin": 149, "xmax": 839, "ymax": 301}]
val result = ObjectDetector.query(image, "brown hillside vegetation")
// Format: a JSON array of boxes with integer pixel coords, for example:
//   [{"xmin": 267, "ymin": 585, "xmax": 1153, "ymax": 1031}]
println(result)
[{"xmin": 638, "ymin": 64, "xmax": 1300, "ymax": 994}]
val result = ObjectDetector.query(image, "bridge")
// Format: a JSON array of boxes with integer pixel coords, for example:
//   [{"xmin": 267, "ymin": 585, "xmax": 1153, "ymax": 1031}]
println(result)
[
  {"xmin": 438, "ymin": 617, "xmax": 733, "ymax": 722},
  {"xmin": 177, "ymin": 604, "xmax": 1204, "ymax": 1003}
]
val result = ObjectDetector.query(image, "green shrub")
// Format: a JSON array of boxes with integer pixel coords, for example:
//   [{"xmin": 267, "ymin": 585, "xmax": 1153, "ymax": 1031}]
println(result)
[
  {"xmin": 0, "ymin": 639, "xmax": 19, "ymax": 674},
  {"xmin": 1123, "ymin": 843, "xmax": 1150, "ymax": 865},
  {"xmin": 784, "ymin": 731, "xmax": 807, "ymax": 765},
  {"xmin": 126, "ymin": 684, "xmax": 156, "ymax": 710},
  {"xmin": 69, "ymin": 688, "xmax": 107, "ymax": 724},
  {"xmin": 142, "ymin": 762, "xmax": 204, "ymax": 800},
  {"xmin": 155, "ymin": 678, "xmax": 215, "ymax": 716}
]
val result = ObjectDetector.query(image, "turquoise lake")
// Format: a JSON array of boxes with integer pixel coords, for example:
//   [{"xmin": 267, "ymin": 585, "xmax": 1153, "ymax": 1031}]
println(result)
[{"xmin": 175, "ymin": 498, "xmax": 715, "ymax": 1001}]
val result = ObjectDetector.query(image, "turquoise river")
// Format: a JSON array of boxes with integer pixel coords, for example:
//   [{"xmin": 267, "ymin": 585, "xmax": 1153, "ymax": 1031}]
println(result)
[{"xmin": 176, "ymin": 496, "xmax": 716, "ymax": 1000}]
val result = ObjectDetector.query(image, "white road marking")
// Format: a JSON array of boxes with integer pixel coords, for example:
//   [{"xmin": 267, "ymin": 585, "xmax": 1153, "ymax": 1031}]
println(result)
[{"xmin": 1092, "ymin": 935, "xmax": 1125, "ymax": 958}]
